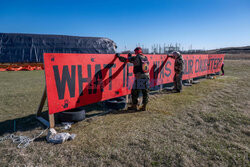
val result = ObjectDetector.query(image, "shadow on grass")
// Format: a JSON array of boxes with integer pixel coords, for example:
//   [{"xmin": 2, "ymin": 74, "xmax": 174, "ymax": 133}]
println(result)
[
  {"xmin": 0, "ymin": 112, "xmax": 46, "ymax": 136},
  {"xmin": 111, "ymin": 109, "xmax": 143, "ymax": 115},
  {"xmin": 0, "ymin": 102, "xmax": 112, "ymax": 136}
]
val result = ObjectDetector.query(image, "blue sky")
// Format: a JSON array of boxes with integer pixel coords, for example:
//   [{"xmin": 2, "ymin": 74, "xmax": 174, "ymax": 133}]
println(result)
[{"xmin": 0, "ymin": 0, "xmax": 249, "ymax": 51}]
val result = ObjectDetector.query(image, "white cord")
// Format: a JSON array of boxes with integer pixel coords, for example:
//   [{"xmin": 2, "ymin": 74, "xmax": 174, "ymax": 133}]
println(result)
[{"xmin": 0, "ymin": 128, "xmax": 48, "ymax": 148}]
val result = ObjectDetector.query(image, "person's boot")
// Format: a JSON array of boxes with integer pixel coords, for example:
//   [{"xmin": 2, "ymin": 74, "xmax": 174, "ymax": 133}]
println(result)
[
  {"xmin": 172, "ymin": 89, "xmax": 180, "ymax": 93},
  {"xmin": 139, "ymin": 104, "xmax": 147, "ymax": 111},
  {"xmin": 128, "ymin": 104, "xmax": 138, "ymax": 110},
  {"xmin": 172, "ymin": 87, "xmax": 177, "ymax": 92}
]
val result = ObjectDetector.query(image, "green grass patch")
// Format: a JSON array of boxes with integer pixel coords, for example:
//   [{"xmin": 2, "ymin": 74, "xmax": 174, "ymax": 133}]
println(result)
[{"xmin": 0, "ymin": 60, "xmax": 249, "ymax": 166}]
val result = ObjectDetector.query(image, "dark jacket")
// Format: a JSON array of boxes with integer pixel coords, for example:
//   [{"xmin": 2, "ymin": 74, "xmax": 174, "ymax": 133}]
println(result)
[
  {"xmin": 174, "ymin": 55, "xmax": 184, "ymax": 73},
  {"xmin": 118, "ymin": 54, "xmax": 149, "ymax": 78}
]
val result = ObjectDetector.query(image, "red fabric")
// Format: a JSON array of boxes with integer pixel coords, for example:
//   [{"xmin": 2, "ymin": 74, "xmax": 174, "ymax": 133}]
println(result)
[{"xmin": 43, "ymin": 53, "xmax": 225, "ymax": 114}]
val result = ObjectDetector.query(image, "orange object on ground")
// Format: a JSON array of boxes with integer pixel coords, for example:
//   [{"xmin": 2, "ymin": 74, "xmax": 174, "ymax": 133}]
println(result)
[{"xmin": 0, "ymin": 64, "xmax": 44, "ymax": 71}]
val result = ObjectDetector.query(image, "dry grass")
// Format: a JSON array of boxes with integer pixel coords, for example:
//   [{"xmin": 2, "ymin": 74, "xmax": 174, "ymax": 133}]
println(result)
[
  {"xmin": 225, "ymin": 53, "xmax": 250, "ymax": 60},
  {"xmin": 0, "ymin": 60, "xmax": 249, "ymax": 166}
]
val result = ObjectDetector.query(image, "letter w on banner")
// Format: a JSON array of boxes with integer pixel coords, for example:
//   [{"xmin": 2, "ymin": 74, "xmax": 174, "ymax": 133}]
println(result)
[{"xmin": 43, "ymin": 53, "xmax": 224, "ymax": 114}]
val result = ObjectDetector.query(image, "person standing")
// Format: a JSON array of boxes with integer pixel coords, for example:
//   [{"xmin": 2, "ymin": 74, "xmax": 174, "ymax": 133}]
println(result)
[
  {"xmin": 221, "ymin": 62, "xmax": 224, "ymax": 76},
  {"xmin": 168, "ymin": 51, "xmax": 184, "ymax": 93},
  {"xmin": 116, "ymin": 47, "xmax": 150, "ymax": 111}
]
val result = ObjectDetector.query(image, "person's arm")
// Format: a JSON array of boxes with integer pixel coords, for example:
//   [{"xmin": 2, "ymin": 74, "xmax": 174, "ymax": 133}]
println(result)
[
  {"xmin": 115, "ymin": 53, "xmax": 127, "ymax": 62},
  {"xmin": 127, "ymin": 55, "xmax": 137, "ymax": 63},
  {"xmin": 116, "ymin": 53, "xmax": 136, "ymax": 63},
  {"xmin": 167, "ymin": 54, "xmax": 174, "ymax": 58}
]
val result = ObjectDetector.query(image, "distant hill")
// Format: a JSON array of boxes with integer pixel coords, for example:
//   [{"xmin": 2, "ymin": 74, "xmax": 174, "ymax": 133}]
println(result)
[{"xmin": 208, "ymin": 46, "xmax": 250, "ymax": 54}]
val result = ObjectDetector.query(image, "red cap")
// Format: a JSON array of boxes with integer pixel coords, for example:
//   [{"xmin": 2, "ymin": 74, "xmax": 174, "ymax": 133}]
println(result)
[{"xmin": 134, "ymin": 47, "xmax": 142, "ymax": 54}]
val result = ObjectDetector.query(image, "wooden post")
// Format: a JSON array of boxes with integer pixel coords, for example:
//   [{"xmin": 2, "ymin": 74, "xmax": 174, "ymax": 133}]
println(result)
[
  {"xmin": 36, "ymin": 87, "xmax": 55, "ymax": 128},
  {"xmin": 159, "ymin": 84, "xmax": 163, "ymax": 93},
  {"xmin": 125, "ymin": 95, "xmax": 129, "ymax": 110},
  {"xmin": 49, "ymin": 114, "xmax": 55, "ymax": 128},
  {"xmin": 36, "ymin": 88, "xmax": 47, "ymax": 117}
]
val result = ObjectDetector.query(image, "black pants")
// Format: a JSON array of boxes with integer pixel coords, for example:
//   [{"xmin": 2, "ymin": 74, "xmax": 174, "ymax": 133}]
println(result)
[{"xmin": 221, "ymin": 64, "xmax": 224, "ymax": 74}]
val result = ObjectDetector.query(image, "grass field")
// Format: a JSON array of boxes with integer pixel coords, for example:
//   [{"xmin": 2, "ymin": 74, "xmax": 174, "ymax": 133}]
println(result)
[
  {"xmin": 225, "ymin": 53, "xmax": 250, "ymax": 60},
  {"xmin": 0, "ymin": 59, "xmax": 249, "ymax": 166}
]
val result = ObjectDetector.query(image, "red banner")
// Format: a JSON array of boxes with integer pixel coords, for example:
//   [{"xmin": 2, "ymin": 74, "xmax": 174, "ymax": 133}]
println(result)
[{"xmin": 44, "ymin": 53, "xmax": 224, "ymax": 114}]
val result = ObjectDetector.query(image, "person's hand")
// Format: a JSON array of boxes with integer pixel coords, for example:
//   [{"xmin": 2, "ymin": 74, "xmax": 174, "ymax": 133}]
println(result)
[
  {"xmin": 115, "ymin": 53, "xmax": 120, "ymax": 57},
  {"xmin": 168, "ymin": 54, "xmax": 174, "ymax": 58}
]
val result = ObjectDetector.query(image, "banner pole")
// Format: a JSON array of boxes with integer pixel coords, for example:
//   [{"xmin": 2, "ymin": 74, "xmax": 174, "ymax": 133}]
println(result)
[
  {"xmin": 36, "ymin": 87, "xmax": 47, "ymax": 117},
  {"xmin": 125, "ymin": 95, "xmax": 129, "ymax": 110},
  {"xmin": 160, "ymin": 84, "xmax": 163, "ymax": 92},
  {"xmin": 49, "ymin": 114, "xmax": 55, "ymax": 128},
  {"xmin": 36, "ymin": 86, "xmax": 54, "ymax": 128}
]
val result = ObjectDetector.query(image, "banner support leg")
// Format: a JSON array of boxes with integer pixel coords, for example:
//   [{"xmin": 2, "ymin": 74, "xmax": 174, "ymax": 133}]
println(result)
[
  {"xmin": 125, "ymin": 95, "xmax": 129, "ymax": 110},
  {"xmin": 159, "ymin": 84, "xmax": 163, "ymax": 92},
  {"xmin": 49, "ymin": 114, "xmax": 55, "ymax": 128},
  {"xmin": 36, "ymin": 87, "xmax": 55, "ymax": 128},
  {"xmin": 36, "ymin": 88, "xmax": 47, "ymax": 117}
]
